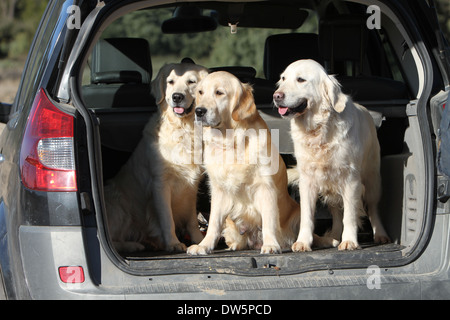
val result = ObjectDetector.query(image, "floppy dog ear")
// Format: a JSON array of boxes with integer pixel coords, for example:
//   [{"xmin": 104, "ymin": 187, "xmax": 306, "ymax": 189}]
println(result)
[
  {"xmin": 151, "ymin": 64, "xmax": 170, "ymax": 105},
  {"xmin": 198, "ymin": 69, "xmax": 210, "ymax": 82},
  {"xmin": 322, "ymin": 74, "xmax": 346, "ymax": 113},
  {"xmin": 232, "ymin": 83, "xmax": 257, "ymax": 122}
]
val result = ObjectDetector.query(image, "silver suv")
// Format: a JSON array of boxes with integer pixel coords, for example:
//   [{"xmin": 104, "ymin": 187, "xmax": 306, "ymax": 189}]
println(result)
[{"xmin": 0, "ymin": 0, "xmax": 449, "ymax": 300}]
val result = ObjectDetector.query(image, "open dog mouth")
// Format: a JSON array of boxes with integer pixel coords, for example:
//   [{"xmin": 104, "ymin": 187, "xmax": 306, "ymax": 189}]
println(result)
[
  {"xmin": 277, "ymin": 99, "xmax": 307, "ymax": 117},
  {"xmin": 173, "ymin": 103, "xmax": 194, "ymax": 116}
]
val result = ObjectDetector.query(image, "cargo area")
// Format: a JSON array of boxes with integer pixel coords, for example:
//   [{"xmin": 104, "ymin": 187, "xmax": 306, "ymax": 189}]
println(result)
[{"xmin": 77, "ymin": 0, "xmax": 429, "ymax": 274}]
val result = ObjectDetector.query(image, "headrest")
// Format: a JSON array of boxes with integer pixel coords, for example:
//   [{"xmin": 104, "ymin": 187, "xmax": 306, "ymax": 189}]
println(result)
[
  {"xmin": 91, "ymin": 71, "xmax": 142, "ymax": 84},
  {"xmin": 319, "ymin": 15, "xmax": 368, "ymax": 74},
  {"xmin": 209, "ymin": 66, "xmax": 256, "ymax": 82},
  {"xmin": 91, "ymin": 38, "xmax": 152, "ymax": 84},
  {"xmin": 264, "ymin": 33, "xmax": 322, "ymax": 82}
]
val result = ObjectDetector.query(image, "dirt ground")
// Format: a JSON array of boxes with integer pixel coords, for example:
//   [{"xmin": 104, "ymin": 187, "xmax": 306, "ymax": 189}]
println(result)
[
  {"xmin": 0, "ymin": 59, "xmax": 23, "ymax": 104},
  {"xmin": 0, "ymin": 77, "xmax": 20, "ymax": 104},
  {"xmin": 0, "ymin": 59, "xmax": 23, "ymax": 136}
]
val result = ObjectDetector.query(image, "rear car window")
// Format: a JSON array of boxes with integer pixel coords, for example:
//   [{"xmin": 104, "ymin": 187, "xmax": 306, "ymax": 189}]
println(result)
[{"xmin": 82, "ymin": 6, "xmax": 319, "ymax": 84}]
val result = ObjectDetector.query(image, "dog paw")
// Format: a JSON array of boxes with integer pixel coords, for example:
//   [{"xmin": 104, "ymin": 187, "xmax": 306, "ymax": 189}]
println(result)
[
  {"xmin": 226, "ymin": 242, "xmax": 240, "ymax": 251},
  {"xmin": 260, "ymin": 244, "xmax": 281, "ymax": 254},
  {"xmin": 313, "ymin": 234, "xmax": 340, "ymax": 248},
  {"xmin": 374, "ymin": 234, "xmax": 391, "ymax": 244},
  {"xmin": 338, "ymin": 240, "xmax": 360, "ymax": 251},
  {"xmin": 166, "ymin": 241, "xmax": 187, "ymax": 252},
  {"xmin": 292, "ymin": 241, "xmax": 312, "ymax": 252},
  {"xmin": 187, "ymin": 244, "xmax": 211, "ymax": 255},
  {"xmin": 331, "ymin": 239, "xmax": 340, "ymax": 247}
]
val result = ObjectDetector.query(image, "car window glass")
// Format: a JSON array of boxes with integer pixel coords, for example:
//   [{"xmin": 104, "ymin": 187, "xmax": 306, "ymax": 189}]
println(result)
[
  {"xmin": 81, "ymin": 7, "xmax": 318, "ymax": 85},
  {"xmin": 378, "ymin": 29, "xmax": 406, "ymax": 83}
]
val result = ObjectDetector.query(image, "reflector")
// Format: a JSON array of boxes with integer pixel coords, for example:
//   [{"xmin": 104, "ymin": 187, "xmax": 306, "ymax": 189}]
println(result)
[{"xmin": 58, "ymin": 266, "xmax": 85, "ymax": 284}]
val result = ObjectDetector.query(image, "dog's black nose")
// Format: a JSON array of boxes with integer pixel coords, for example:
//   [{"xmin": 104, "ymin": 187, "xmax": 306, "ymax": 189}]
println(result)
[
  {"xmin": 195, "ymin": 107, "xmax": 207, "ymax": 118},
  {"xmin": 172, "ymin": 93, "xmax": 184, "ymax": 103}
]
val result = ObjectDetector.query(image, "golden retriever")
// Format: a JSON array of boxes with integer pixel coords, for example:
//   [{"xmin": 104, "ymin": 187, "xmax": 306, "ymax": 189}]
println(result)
[
  {"xmin": 104, "ymin": 62, "xmax": 208, "ymax": 253},
  {"xmin": 186, "ymin": 71, "xmax": 334, "ymax": 255},
  {"xmin": 273, "ymin": 59, "xmax": 390, "ymax": 251}
]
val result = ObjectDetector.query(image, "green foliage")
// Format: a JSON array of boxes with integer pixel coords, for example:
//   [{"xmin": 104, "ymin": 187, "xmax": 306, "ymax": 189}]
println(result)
[
  {"xmin": 0, "ymin": 0, "xmax": 46, "ymax": 58},
  {"xmin": 435, "ymin": 0, "xmax": 450, "ymax": 42},
  {"xmin": 0, "ymin": 19, "xmax": 15, "ymax": 59},
  {"xmin": 102, "ymin": 8, "xmax": 217, "ymax": 58},
  {"xmin": 8, "ymin": 31, "xmax": 30, "ymax": 57},
  {"xmin": 1, "ymin": 0, "xmax": 449, "ymax": 68}
]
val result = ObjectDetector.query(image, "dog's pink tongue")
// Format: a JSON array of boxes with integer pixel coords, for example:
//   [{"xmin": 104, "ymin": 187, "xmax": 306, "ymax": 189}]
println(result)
[
  {"xmin": 278, "ymin": 107, "xmax": 289, "ymax": 116},
  {"xmin": 174, "ymin": 107, "xmax": 185, "ymax": 114}
]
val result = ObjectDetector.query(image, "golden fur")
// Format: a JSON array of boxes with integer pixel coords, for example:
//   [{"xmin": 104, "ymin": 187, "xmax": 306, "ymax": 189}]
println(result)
[
  {"xmin": 274, "ymin": 59, "xmax": 390, "ymax": 251},
  {"xmin": 104, "ymin": 62, "xmax": 208, "ymax": 253},
  {"xmin": 187, "ymin": 71, "xmax": 335, "ymax": 255}
]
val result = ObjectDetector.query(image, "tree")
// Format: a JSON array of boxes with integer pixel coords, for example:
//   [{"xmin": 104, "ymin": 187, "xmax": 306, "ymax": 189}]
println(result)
[
  {"xmin": 0, "ymin": 0, "xmax": 18, "ymax": 20},
  {"xmin": 0, "ymin": 0, "xmax": 46, "ymax": 58},
  {"xmin": 435, "ymin": 0, "xmax": 450, "ymax": 42}
]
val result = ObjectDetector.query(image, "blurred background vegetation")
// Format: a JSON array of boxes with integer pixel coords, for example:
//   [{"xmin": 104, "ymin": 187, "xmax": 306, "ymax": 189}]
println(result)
[
  {"xmin": 0, "ymin": 0, "xmax": 47, "ymax": 103},
  {"xmin": 0, "ymin": 0, "xmax": 449, "ymax": 103},
  {"xmin": 0, "ymin": 0, "xmax": 47, "ymax": 59},
  {"xmin": 98, "ymin": 7, "xmax": 314, "ymax": 81}
]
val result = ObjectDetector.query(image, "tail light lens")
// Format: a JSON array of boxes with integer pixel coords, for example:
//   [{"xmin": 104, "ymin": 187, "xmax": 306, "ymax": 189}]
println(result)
[{"xmin": 20, "ymin": 89, "xmax": 77, "ymax": 192}]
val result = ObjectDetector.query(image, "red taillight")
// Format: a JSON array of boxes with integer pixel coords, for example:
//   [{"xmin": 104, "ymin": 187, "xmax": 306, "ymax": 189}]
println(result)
[
  {"xmin": 58, "ymin": 266, "xmax": 85, "ymax": 283},
  {"xmin": 20, "ymin": 89, "xmax": 77, "ymax": 192}
]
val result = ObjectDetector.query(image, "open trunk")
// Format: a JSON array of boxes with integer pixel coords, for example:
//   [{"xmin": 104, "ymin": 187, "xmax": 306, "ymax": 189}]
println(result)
[{"xmin": 72, "ymin": 0, "xmax": 438, "ymax": 278}]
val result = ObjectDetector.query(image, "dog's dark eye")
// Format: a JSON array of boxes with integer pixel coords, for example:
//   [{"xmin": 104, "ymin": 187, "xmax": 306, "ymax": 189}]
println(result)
[
  {"xmin": 297, "ymin": 77, "xmax": 306, "ymax": 83},
  {"xmin": 167, "ymin": 79, "xmax": 174, "ymax": 85},
  {"xmin": 281, "ymin": 76, "xmax": 285, "ymax": 81},
  {"xmin": 198, "ymin": 90, "xmax": 203, "ymax": 95},
  {"xmin": 188, "ymin": 79, "xmax": 196, "ymax": 85},
  {"xmin": 216, "ymin": 90, "xmax": 224, "ymax": 96}
]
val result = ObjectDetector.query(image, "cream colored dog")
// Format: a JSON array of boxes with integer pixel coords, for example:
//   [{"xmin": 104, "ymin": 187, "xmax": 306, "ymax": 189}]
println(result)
[
  {"xmin": 187, "ymin": 71, "xmax": 333, "ymax": 255},
  {"xmin": 104, "ymin": 62, "xmax": 208, "ymax": 253},
  {"xmin": 273, "ymin": 59, "xmax": 390, "ymax": 252}
]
